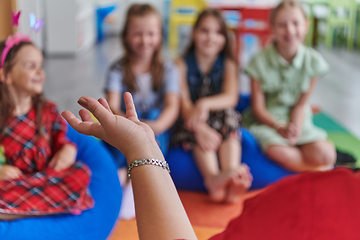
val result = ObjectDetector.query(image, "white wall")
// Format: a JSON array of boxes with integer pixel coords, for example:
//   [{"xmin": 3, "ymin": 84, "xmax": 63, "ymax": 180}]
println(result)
[{"xmin": 16, "ymin": 0, "xmax": 44, "ymax": 50}]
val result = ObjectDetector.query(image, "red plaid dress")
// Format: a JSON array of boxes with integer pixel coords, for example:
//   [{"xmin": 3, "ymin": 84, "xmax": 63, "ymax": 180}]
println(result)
[{"xmin": 0, "ymin": 101, "xmax": 94, "ymax": 215}]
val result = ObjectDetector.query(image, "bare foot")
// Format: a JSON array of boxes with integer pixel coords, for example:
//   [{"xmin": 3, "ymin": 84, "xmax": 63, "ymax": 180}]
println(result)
[
  {"xmin": 205, "ymin": 172, "xmax": 235, "ymax": 203},
  {"xmin": 226, "ymin": 164, "xmax": 253, "ymax": 204}
]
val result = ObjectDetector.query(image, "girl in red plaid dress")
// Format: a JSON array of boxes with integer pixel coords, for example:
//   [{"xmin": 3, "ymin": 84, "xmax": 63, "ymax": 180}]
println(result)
[{"xmin": 0, "ymin": 34, "xmax": 93, "ymax": 220}]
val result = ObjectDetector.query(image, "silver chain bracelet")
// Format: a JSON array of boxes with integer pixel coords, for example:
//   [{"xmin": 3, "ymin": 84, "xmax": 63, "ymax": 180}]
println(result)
[{"xmin": 128, "ymin": 158, "xmax": 170, "ymax": 178}]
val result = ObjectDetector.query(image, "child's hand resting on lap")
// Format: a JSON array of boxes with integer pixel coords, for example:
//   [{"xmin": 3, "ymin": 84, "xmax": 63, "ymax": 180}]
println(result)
[
  {"xmin": 0, "ymin": 165, "xmax": 23, "ymax": 180},
  {"xmin": 185, "ymin": 100, "xmax": 209, "ymax": 131},
  {"xmin": 194, "ymin": 123, "xmax": 222, "ymax": 151},
  {"xmin": 49, "ymin": 144, "xmax": 77, "ymax": 171},
  {"xmin": 277, "ymin": 122, "xmax": 301, "ymax": 145},
  {"xmin": 286, "ymin": 122, "xmax": 301, "ymax": 145}
]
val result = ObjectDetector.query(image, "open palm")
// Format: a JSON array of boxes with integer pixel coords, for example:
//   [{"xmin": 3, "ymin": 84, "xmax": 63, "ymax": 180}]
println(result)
[{"xmin": 61, "ymin": 92, "xmax": 163, "ymax": 162}]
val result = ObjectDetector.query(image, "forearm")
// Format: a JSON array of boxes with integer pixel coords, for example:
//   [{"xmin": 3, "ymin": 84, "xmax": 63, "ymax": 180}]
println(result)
[
  {"xmin": 180, "ymin": 98, "xmax": 195, "ymax": 122},
  {"xmin": 289, "ymin": 77, "xmax": 317, "ymax": 128},
  {"xmin": 131, "ymin": 164, "xmax": 197, "ymax": 240},
  {"xmin": 253, "ymin": 107, "xmax": 279, "ymax": 130},
  {"xmin": 290, "ymin": 105, "xmax": 305, "ymax": 128},
  {"xmin": 126, "ymin": 137, "xmax": 196, "ymax": 240},
  {"xmin": 197, "ymin": 92, "xmax": 238, "ymax": 112},
  {"xmin": 147, "ymin": 106, "xmax": 179, "ymax": 134}
]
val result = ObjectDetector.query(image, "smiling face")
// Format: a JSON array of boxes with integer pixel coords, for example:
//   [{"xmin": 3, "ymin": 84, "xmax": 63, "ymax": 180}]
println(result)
[
  {"xmin": 272, "ymin": 6, "xmax": 308, "ymax": 50},
  {"xmin": 125, "ymin": 14, "xmax": 162, "ymax": 59},
  {"xmin": 5, "ymin": 44, "xmax": 45, "ymax": 97},
  {"xmin": 192, "ymin": 15, "xmax": 226, "ymax": 58}
]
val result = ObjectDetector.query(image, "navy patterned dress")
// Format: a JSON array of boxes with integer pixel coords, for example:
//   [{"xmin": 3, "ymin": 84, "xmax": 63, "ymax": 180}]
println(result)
[{"xmin": 171, "ymin": 50, "xmax": 241, "ymax": 149}]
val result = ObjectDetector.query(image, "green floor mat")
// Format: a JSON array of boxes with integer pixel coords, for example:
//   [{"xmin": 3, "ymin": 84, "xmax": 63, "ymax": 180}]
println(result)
[
  {"xmin": 313, "ymin": 112, "xmax": 360, "ymax": 166},
  {"xmin": 313, "ymin": 113, "xmax": 348, "ymax": 132},
  {"xmin": 327, "ymin": 133, "xmax": 360, "ymax": 167}
]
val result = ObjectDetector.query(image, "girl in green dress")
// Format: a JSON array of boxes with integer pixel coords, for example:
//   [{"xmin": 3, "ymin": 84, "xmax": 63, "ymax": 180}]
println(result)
[{"xmin": 243, "ymin": 0, "xmax": 336, "ymax": 172}]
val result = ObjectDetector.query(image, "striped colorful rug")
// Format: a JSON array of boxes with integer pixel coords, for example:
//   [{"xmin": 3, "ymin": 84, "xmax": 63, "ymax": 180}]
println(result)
[
  {"xmin": 108, "ymin": 112, "xmax": 360, "ymax": 240},
  {"xmin": 313, "ymin": 112, "xmax": 360, "ymax": 167},
  {"xmin": 108, "ymin": 190, "xmax": 262, "ymax": 240}
]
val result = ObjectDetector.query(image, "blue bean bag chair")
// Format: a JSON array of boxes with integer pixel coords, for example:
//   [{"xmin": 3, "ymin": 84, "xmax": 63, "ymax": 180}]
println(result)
[
  {"xmin": 167, "ymin": 128, "xmax": 294, "ymax": 191},
  {"xmin": 0, "ymin": 125, "xmax": 122, "ymax": 240},
  {"xmin": 167, "ymin": 94, "xmax": 295, "ymax": 191}
]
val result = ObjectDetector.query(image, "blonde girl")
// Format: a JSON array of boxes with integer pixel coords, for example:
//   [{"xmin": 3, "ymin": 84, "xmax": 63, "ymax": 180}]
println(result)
[
  {"xmin": 243, "ymin": 0, "xmax": 336, "ymax": 172},
  {"xmin": 104, "ymin": 4, "xmax": 180, "ymax": 169}
]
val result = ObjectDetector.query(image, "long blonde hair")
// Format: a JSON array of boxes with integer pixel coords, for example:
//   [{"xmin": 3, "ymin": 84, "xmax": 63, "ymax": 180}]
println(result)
[
  {"xmin": 120, "ymin": 4, "xmax": 163, "ymax": 92},
  {"xmin": 270, "ymin": 0, "xmax": 308, "ymax": 26},
  {"xmin": 0, "ymin": 41, "xmax": 44, "ymax": 133}
]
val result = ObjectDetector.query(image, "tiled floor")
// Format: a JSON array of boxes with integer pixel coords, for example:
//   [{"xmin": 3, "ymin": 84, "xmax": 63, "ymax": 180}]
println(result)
[
  {"xmin": 43, "ymin": 37, "xmax": 360, "ymax": 139},
  {"xmin": 311, "ymin": 46, "xmax": 360, "ymax": 139}
]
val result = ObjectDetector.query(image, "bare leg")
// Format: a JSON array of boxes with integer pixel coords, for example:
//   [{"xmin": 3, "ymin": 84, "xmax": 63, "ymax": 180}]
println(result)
[
  {"xmin": 266, "ymin": 143, "xmax": 335, "ymax": 172},
  {"xmin": 300, "ymin": 140, "xmax": 336, "ymax": 171},
  {"xmin": 218, "ymin": 138, "xmax": 251, "ymax": 203},
  {"xmin": 193, "ymin": 145, "xmax": 231, "ymax": 203},
  {"xmin": 218, "ymin": 138, "xmax": 241, "ymax": 171}
]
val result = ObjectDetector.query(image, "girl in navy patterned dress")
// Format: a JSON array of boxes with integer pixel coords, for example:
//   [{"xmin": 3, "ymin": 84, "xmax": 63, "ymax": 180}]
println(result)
[
  {"xmin": 171, "ymin": 9, "xmax": 252, "ymax": 203},
  {"xmin": 0, "ymin": 34, "xmax": 93, "ymax": 220}
]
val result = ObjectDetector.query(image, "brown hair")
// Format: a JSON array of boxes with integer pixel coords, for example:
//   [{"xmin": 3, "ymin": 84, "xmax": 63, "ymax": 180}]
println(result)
[
  {"xmin": 0, "ymin": 40, "xmax": 44, "ymax": 133},
  {"xmin": 120, "ymin": 4, "xmax": 163, "ymax": 92},
  {"xmin": 270, "ymin": 0, "xmax": 308, "ymax": 26},
  {"xmin": 185, "ymin": 8, "xmax": 235, "ymax": 61}
]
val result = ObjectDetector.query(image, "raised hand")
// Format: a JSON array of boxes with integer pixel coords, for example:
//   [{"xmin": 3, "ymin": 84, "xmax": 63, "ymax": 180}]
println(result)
[{"xmin": 61, "ymin": 92, "xmax": 164, "ymax": 163}]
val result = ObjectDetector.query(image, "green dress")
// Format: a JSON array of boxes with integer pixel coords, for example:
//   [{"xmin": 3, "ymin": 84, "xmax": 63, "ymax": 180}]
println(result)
[{"xmin": 243, "ymin": 44, "xmax": 329, "ymax": 151}]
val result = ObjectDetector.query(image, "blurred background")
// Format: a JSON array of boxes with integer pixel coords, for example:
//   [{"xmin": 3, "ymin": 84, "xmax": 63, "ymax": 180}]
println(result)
[{"xmin": 1, "ymin": 0, "xmax": 360, "ymax": 143}]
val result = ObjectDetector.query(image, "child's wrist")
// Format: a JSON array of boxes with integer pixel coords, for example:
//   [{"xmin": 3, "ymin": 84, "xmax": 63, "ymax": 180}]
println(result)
[
  {"xmin": 195, "ymin": 99, "xmax": 208, "ymax": 111},
  {"xmin": 124, "ymin": 139, "xmax": 165, "ymax": 165}
]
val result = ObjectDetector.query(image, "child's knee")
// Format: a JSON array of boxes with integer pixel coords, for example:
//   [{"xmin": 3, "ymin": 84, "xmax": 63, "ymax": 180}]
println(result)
[
  {"xmin": 313, "ymin": 153, "xmax": 335, "ymax": 167},
  {"xmin": 265, "ymin": 145, "xmax": 292, "ymax": 164},
  {"xmin": 305, "ymin": 142, "xmax": 336, "ymax": 166}
]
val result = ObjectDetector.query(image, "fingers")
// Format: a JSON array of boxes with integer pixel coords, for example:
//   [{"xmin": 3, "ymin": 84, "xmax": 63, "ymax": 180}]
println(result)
[
  {"xmin": 200, "ymin": 132, "xmax": 221, "ymax": 151},
  {"xmin": 61, "ymin": 110, "xmax": 104, "ymax": 139},
  {"xmin": 62, "ymin": 110, "xmax": 81, "ymax": 126},
  {"xmin": 5, "ymin": 166, "xmax": 22, "ymax": 180},
  {"xmin": 77, "ymin": 97, "xmax": 112, "ymax": 126},
  {"xmin": 123, "ymin": 92, "xmax": 139, "ymax": 122},
  {"xmin": 79, "ymin": 109, "xmax": 94, "ymax": 122},
  {"xmin": 185, "ymin": 120, "xmax": 194, "ymax": 131},
  {"xmin": 10, "ymin": 167, "xmax": 22, "ymax": 179},
  {"xmin": 53, "ymin": 161, "xmax": 66, "ymax": 171},
  {"xmin": 98, "ymin": 98, "xmax": 113, "ymax": 113},
  {"xmin": 49, "ymin": 157, "xmax": 72, "ymax": 171},
  {"xmin": 48, "ymin": 158, "xmax": 56, "ymax": 168},
  {"xmin": 61, "ymin": 111, "xmax": 87, "ymax": 133}
]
